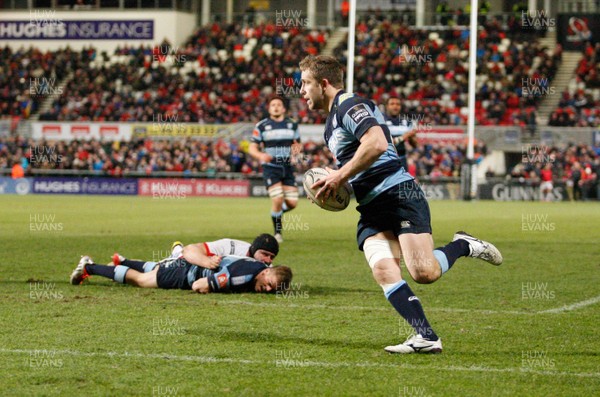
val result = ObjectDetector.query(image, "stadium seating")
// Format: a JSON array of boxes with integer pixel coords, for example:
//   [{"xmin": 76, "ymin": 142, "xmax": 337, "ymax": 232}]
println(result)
[
  {"xmin": 548, "ymin": 42, "xmax": 600, "ymax": 127},
  {"xmin": 0, "ymin": 46, "xmax": 94, "ymax": 120},
  {"xmin": 2, "ymin": 17, "xmax": 569, "ymax": 127},
  {"xmin": 34, "ymin": 22, "xmax": 329, "ymax": 124},
  {"xmin": 332, "ymin": 15, "xmax": 560, "ymax": 125}
]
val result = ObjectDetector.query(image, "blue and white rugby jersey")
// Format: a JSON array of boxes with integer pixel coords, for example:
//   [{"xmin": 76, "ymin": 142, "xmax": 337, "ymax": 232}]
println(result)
[
  {"xmin": 251, "ymin": 117, "xmax": 300, "ymax": 165},
  {"xmin": 385, "ymin": 115, "xmax": 415, "ymax": 138},
  {"xmin": 188, "ymin": 256, "xmax": 268, "ymax": 293},
  {"xmin": 385, "ymin": 114, "xmax": 415, "ymax": 160},
  {"xmin": 324, "ymin": 91, "xmax": 413, "ymax": 205}
]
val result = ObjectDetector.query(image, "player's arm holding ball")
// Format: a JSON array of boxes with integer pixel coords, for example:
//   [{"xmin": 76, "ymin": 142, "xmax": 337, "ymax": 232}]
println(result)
[{"xmin": 313, "ymin": 126, "xmax": 387, "ymax": 202}]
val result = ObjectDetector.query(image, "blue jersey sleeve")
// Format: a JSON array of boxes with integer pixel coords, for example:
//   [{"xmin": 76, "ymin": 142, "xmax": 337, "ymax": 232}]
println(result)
[
  {"xmin": 207, "ymin": 256, "xmax": 267, "ymax": 293},
  {"xmin": 339, "ymin": 97, "xmax": 381, "ymax": 141},
  {"xmin": 250, "ymin": 120, "xmax": 265, "ymax": 144},
  {"xmin": 207, "ymin": 267, "xmax": 231, "ymax": 293}
]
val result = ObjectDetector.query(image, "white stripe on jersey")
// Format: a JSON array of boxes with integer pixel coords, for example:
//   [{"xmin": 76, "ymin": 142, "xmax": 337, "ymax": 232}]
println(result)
[{"xmin": 262, "ymin": 129, "xmax": 296, "ymax": 141}]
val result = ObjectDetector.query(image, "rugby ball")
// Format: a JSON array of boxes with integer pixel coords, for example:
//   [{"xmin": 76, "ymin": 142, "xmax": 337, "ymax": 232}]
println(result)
[{"xmin": 302, "ymin": 167, "xmax": 352, "ymax": 211}]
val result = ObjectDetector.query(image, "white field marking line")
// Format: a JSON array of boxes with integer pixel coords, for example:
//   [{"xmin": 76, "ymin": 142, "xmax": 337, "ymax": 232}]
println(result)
[
  {"xmin": 2, "ymin": 348, "xmax": 599, "ymax": 379},
  {"xmin": 220, "ymin": 295, "xmax": 600, "ymax": 315},
  {"xmin": 221, "ymin": 299, "xmax": 524, "ymax": 315},
  {"xmin": 537, "ymin": 295, "xmax": 600, "ymax": 314}
]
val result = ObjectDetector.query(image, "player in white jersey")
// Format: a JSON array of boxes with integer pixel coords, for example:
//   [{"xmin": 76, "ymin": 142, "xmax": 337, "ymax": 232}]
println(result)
[{"xmin": 174, "ymin": 234, "xmax": 279, "ymax": 268}]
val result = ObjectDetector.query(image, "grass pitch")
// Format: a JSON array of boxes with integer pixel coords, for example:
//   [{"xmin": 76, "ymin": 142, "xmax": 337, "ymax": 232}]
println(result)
[{"xmin": 0, "ymin": 195, "xmax": 599, "ymax": 396}]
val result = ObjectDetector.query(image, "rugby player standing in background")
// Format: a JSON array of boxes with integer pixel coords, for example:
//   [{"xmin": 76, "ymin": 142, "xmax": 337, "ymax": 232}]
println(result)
[
  {"xmin": 249, "ymin": 97, "xmax": 302, "ymax": 243},
  {"xmin": 384, "ymin": 96, "xmax": 418, "ymax": 171}
]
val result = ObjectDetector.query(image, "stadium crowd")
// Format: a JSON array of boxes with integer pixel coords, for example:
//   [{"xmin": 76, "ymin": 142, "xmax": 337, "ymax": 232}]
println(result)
[
  {"xmin": 34, "ymin": 22, "xmax": 328, "ymax": 124},
  {"xmin": 1, "ymin": 46, "xmax": 94, "ymax": 120},
  {"xmin": 508, "ymin": 143, "xmax": 599, "ymax": 200},
  {"xmin": 333, "ymin": 14, "xmax": 560, "ymax": 126},
  {"xmin": 0, "ymin": 135, "xmax": 488, "ymax": 181},
  {"xmin": 548, "ymin": 42, "xmax": 600, "ymax": 127},
  {"xmin": 4, "ymin": 16, "xmax": 592, "ymax": 127}
]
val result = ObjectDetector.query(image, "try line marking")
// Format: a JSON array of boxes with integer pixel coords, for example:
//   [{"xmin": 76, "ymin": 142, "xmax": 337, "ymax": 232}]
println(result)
[
  {"xmin": 218, "ymin": 294, "xmax": 600, "ymax": 315},
  {"xmin": 2, "ymin": 348, "xmax": 598, "ymax": 379}
]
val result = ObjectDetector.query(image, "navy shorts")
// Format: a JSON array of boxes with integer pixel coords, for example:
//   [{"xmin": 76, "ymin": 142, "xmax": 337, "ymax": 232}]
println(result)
[
  {"xmin": 262, "ymin": 163, "xmax": 296, "ymax": 188},
  {"xmin": 156, "ymin": 258, "xmax": 193, "ymax": 290},
  {"xmin": 356, "ymin": 180, "xmax": 432, "ymax": 250}
]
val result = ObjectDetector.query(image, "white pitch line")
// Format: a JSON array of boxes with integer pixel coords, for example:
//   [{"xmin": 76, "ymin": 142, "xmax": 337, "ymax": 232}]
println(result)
[
  {"xmin": 215, "ymin": 300, "xmax": 536, "ymax": 316},
  {"xmin": 537, "ymin": 295, "xmax": 600, "ymax": 314},
  {"xmin": 1, "ymin": 348, "xmax": 598, "ymax": 379}
]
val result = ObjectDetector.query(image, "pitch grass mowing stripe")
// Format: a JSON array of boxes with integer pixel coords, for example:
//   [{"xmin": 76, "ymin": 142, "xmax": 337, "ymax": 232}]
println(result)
[
  {"xmin": 215, "ymin": 294, "xmax": 600, "ymax": 315},
  {"xmin": 2, "ymin": 348, "xmax": 599, "ymax": 379}
]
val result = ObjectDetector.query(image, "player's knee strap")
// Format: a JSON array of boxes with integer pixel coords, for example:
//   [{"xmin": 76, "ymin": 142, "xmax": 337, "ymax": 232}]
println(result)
[
  {"xmin": 283, "ymin": 190, "xmax": 299, "ymax": 201},
  {"xmin": 363, "ymin": 239, "xmax": 397, "ymax": 270},
  {"xmin": 114, "ymin": 266, "xmax": 130, "ymax": 284},
  {"xmin": 268, "ymin": 186, "xmax": 284, "ymax": 199},
  {"xmin": 143, "ymin": 261, "xmax": 157, "ymax": 273}
]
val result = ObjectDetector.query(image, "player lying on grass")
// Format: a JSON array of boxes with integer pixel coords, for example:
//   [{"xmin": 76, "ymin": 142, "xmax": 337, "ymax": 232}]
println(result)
[
  {"xmin": 166, "ymin": 233, "xmax": 279, "ymax": 269},
  {"xmin": 111, "ymin": 233, "xmax": 280, "ymax": 276},
  {"xmin": 70, "ymin": 253, "xmax": 293, "ymax": 294},
  {"xmin": 300, "ymin": 55, "xmax": 503, "ymax": 354}
]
